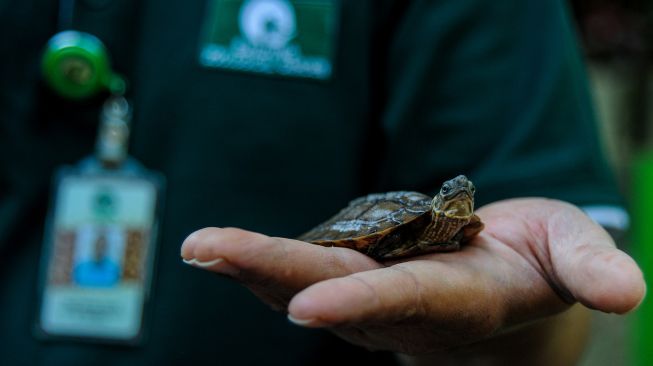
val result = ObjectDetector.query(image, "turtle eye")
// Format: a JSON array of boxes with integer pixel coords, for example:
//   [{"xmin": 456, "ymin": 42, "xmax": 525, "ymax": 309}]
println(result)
[
  {"xmin": 470, "ymin": 184, "xmax": 476, "ymax": 194},
  {"xmin": 441, "ymin": 184, "xmax": 451, "ymax": 195}
]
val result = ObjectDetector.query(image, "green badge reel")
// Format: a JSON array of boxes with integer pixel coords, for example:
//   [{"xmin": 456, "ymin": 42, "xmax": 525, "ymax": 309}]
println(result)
[{"xmin": 42, "ymin": 30, "xmax": 126, "ymax": 99}]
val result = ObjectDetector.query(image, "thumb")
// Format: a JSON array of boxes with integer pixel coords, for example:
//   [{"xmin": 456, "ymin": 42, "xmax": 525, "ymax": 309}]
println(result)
[
  {"xmin": 486, "ymin": 199, "xmax": 646, "ymax": 314},
  {"xmin": 537, "ymin": 200, "xmax": 645, "ymax": 314}
]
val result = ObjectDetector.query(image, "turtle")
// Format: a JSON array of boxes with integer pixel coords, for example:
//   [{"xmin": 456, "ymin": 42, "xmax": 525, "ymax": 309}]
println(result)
[{"xmin": 298, "ymin": 175, "xmax": 484, "ymax": 260}]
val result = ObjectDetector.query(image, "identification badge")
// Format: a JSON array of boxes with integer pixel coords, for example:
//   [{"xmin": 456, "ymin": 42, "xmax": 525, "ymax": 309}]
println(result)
[
  {"xmin": 35, "ymin": 157, "xmax": 164, "ymax": 345},
  {"xmin": 199, "ymin": 0, "xmax": 339, "ymax": 80}
]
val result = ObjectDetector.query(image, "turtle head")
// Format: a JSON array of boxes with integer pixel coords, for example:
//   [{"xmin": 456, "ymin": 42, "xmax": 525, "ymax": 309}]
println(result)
[{"xmin": 432, "ymin": 175, "xmax": 476, "ymax": 219}]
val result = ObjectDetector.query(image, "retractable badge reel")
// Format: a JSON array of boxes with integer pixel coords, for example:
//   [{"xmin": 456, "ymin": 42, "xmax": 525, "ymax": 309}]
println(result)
[
  {"xmin": 42, "ymin": 30, "xmax": 126, "ymax": 99},
  {"xmin": 36, "ymin": 29, "xmax": 164, "ymax": 345}
]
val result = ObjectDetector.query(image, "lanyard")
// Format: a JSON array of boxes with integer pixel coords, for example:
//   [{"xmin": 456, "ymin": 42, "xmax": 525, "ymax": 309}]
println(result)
[
  {"xmin": 58, "ymin": 0, "xmax": 75, "ymax": 30},
  {"xmin": 34, "ymin": 4, "xmax": 165, "ymax": 344}
]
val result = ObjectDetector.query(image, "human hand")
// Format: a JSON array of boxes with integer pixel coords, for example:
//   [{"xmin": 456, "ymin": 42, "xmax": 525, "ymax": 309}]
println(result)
[{"xmin": 180, "ymin": 198, "xmax": 645, "ymax": 355}]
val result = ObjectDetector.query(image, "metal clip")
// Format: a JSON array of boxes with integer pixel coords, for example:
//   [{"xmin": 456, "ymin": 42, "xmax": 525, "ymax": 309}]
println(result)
[{"xmin": 96, "ymin": 96, "xmax": 131, "ymax": 166}]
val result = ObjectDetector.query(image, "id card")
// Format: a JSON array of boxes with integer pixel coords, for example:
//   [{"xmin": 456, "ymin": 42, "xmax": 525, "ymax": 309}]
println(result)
[{"xmin": 36, "ymin": 158, "xmax": 163, "ymax": 344}]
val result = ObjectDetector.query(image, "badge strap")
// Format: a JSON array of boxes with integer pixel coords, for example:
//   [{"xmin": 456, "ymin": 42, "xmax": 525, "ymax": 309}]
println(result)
[{"xmin": 96, "ymin": 96, "xmax": 131, "ymax": 168}]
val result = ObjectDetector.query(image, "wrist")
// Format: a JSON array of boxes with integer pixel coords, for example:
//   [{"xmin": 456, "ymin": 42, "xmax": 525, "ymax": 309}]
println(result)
[{"xmin": 396, "ymin": 304, "xmax": 591, "ymax": 366}]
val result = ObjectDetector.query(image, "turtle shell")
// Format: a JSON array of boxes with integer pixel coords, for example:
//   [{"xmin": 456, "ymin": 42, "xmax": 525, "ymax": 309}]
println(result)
[{"xmin": 298, "ymin": 191, "xmax": 433, "ymax": 255}]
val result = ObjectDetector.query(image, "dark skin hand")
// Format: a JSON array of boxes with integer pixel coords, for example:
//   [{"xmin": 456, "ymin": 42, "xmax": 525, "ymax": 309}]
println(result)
[{"xmin": 180, "ymin": 198, "xmax": 646, "ymax": 363}]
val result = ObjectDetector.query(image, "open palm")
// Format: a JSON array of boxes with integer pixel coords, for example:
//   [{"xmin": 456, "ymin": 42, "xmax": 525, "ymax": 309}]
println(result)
[{"xmin": 181, "ymin": 198, "xmax": 645, "ymax": 355}]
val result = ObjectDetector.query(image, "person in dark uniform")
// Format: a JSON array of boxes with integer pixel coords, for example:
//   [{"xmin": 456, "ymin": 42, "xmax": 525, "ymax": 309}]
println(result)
[{"xmin": 0, "ymin": 0, "xmax": 645, "ymax": 365}]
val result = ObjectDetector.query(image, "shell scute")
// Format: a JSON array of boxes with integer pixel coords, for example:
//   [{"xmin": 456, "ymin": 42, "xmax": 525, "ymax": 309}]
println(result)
[{"xmin": 299, "ymin": 191, "xmax": 432, "ymax": 243}]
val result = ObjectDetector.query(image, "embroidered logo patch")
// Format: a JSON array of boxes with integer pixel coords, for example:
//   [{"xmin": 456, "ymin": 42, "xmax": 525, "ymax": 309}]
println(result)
[{"xmin": 199, "ymin": 0, "xmax": 338, "ymax": 80}]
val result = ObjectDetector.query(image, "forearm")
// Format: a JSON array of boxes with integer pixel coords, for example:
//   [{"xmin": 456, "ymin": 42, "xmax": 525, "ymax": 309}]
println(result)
[{"xmin": 396, "ymin": 304, "xmax": 591, "ymax": 366}]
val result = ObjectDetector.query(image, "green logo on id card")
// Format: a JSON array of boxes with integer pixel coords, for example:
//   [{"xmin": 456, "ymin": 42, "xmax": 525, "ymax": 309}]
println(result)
[{"xmin": 199, "ymin": 0, "xmax": 338, "ymax": 80}]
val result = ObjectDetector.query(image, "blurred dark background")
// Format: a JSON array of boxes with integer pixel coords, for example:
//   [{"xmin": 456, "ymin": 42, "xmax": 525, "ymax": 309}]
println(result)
[
  {"xmin": 569, "ymin": 1, "xmax": 652, "ymax": 365},
  {"xmin": 572, "ymin": 0, "xmax": 651, "ymax": 62},
  {"xmin": 571, "ymin": 0, "xmax": 652, "ymax": 170}
]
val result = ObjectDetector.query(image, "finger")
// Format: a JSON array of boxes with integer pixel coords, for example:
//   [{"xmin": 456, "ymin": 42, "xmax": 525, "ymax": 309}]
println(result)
[
  {"xmin": 482, "ymin": 199, "xmax": 646, "ymax": 314},
  {"xmin": 547, "ymin": 206, "xmax": 646, "ymax": 314},
  {"xmin": 181, "ymin": 227, "xmax": 381, "ymax": 294},
  {"xmin": 287, "ymin": 254, "xmax": 508, "ymax": 340}
]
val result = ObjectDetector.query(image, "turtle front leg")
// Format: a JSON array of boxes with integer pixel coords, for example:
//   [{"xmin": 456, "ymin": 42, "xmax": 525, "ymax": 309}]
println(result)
[
  {"xmin": 462, "ymin": 214, "xmax": 484, "ymax": 242},
  {"xmin": 415, "ymin": 214, "xmax": 484, "ymax": 253},
  {"xmin": 376, "ymin": 231, "xmax": 463, "ymax": 260},
  {"xmin": 416, "ymin": 230, "xmax": 463, "ymax": 253}
]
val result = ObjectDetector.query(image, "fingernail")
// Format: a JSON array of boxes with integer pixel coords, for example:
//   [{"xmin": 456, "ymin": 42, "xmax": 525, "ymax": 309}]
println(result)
[
  {"xmin": 182, "ymin": 257, "xmax": 239, "ymax": 276},
  {"xmin": 287, "ymin": 314, "xmax": 328, "ymax": 328},
  {"xmin": 183, "ymin": 257, "xmax": 224, "ymax": 267}
]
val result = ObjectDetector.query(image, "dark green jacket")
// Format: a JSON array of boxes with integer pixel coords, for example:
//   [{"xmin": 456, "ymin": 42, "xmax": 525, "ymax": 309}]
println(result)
[{"xmin": 0, "ymin": 0, "xmax": 619, "ymax": 365}]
